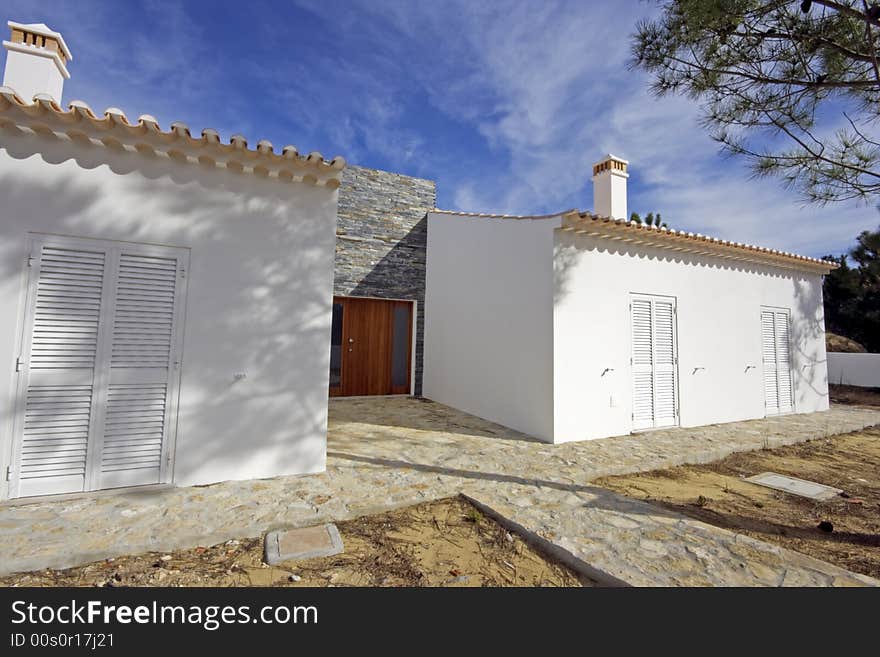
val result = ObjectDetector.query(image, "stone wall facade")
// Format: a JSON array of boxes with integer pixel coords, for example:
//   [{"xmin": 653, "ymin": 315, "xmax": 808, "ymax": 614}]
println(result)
[{"xmin": 335, "ymin": 165, "xmax": 436, "ymax": 395}]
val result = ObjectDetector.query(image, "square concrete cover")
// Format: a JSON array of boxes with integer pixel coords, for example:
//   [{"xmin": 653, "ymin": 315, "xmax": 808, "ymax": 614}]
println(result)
[
  {"xmin": 264, "ymin": 524, "xmax": 344, "ymax": 565},
  {"xmin": 745, "ymin": 472, "xmax": 842, "ymax": 501}
]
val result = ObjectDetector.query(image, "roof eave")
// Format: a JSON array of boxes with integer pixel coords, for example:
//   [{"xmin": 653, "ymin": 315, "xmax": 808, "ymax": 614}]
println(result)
[
  {"xmin": 561, "ymin": 211, "xmax": 837, "ymax": 274},
  {"xmin": 0, "ymin": 87, "xmax": 346, "ymax": 186}
]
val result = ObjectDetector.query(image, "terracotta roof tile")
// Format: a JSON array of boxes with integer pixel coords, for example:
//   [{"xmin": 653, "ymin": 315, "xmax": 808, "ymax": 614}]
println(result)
[
  {"xmin": 430, "ymin": 207, "xmax": 837, "ymax": 273},
  {"xmin": 563, "ymin": 211, "xmax": 837, "ymax": 272},
  {"xmin": 0, "ymin": 87, "xmax": 345, "ymax": 187}
]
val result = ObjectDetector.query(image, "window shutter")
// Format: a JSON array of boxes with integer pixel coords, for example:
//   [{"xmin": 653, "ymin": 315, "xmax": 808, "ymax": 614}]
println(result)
[
  {"xmin": 631, "ymin": 299, "xmax": 654, "ymax": 430},
  {"xmin": 762, "ymin": 308, "xmax": 793, "ymax": 415},
  {"xmin": 12, "ymin": 242, "xmax": 109, "ymax": 497},
  {"xmin": 761, "ymin": 310, "xmax": 779, "ymax": 413},
  {"xmin": 774, "ymin": 311, "xmax": 793, "ymax": 413},
  {"xmin": 10, "ymin": 236, "xmax": 188, "ymax": 499},
  {"xmin": 652, "ymin": 300, "xmax": 677, "ymax": 426},
  {"xmin": 631, "ymin": 295, "xmax": 679, "ymax": 431},
  {"xmin": 98, "ymin": 250, "xmax": 185, "ymax": 489}
]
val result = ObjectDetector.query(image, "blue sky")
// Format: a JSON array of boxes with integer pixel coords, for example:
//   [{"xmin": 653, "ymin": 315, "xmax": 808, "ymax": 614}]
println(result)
[{"xmin": 3, "ymin": 0, "xmax": 878, "ymax": 257}]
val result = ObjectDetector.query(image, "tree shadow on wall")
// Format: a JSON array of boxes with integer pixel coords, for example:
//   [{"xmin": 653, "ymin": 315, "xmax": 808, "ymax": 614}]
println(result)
[
  {"xmin": 0, "ymin": 133, "xmax": 339, "ymax": 495},
  {"xmin": 554, "ymin": 231, "xmax": 832, "ymax": 415}
]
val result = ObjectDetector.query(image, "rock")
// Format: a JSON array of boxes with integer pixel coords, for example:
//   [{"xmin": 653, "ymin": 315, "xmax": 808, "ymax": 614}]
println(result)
[
  {"xmin": 288, "ymin": 574, "xmax": 302, "ymax": 582},
  {"xmin": 825, "ymin": 332, "xmax": 866, "ymax": 353}
]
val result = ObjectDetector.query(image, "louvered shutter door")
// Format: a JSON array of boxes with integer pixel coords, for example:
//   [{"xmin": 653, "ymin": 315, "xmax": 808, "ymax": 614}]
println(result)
[
  {"xmin": 11, "ymin": 236, "xmax": 188, "ymax": 498},
  {"xmin": 631, "ymin": 295, "xmax": 679, "ymax": 431},
  {"xmin": 774, "ymin": 312, "xmax": 793, "ymax": 412},
  {"xmin": 631, "ymin": 298, "xmax": 654, "ymax": 430},
  {"xmin": 11, "ymin": 240, "xmax": 111, "ymax": 497},
  {"xmin": 97, "ymin": 248, "xmax": 186, "ymax": 489},
  {"xmin": 761, "ymin": 310, "xmax": 779, "ymax": 413},
  {"xmin": 761, "ymin": 308, "xmax": 793, "ymax": 415},
  {"xmin": 652, "ymin": 300, "xmax": 677, "ymax": 427}
]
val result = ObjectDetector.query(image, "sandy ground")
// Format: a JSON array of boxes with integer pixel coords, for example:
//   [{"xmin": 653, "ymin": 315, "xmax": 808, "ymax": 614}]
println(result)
[
  {"xmin": 597, "ymin": 426, "xmax": 880, "ymax": 579},
  {"xmin": 0, "ymin": 496, "xmax": 590, "ymax": 587}
]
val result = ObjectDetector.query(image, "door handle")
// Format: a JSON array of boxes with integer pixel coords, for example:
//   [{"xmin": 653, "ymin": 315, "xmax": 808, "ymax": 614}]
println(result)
[{"xmin": 348, "ymin": 338, "xmax": 355, "ymax": 343}]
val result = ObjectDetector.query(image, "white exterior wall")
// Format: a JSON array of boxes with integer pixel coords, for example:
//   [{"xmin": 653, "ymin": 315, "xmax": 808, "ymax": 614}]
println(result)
[
  {"xmin": 0, "ymin": 132, "xmax": 338, "ymax": 499},
  {"xmin": 422, "ymin": 213, "xmax": 558, "ymax": 442},
  {"xmin": 553, "ymin": 231, "xmax": 829, "ymax": 443},
  {"xmin": 828, "ymin": 352, "xmax": 880, "ymax": 387}
]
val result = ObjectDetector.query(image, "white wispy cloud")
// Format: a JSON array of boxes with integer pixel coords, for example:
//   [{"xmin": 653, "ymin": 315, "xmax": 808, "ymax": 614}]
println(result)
[
  {"xmin": 5, "ymin": 0, "xmax": 877, "ymax": 257},
  {"xmin": 329, "ymin": 0, "xmax": 878, "ymax": 256}
]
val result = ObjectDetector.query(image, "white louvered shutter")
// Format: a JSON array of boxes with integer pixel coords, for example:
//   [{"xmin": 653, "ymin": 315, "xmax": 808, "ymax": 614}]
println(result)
[
  {"xmin": 652, "ymin": 299, "xmax": 677, "ymax": 427},
  {"xmin": 631, "ymin": 295, "xmax": 679, "ymax": 431},
  {"xmin": 97, "ymin": 248, "xmax": 186, "ymax": 489},
  {"xmin": 762, "ymin": 308, "xmax": 792, "ymax": 415},
  {"xmin": 11, "ymin": 240, "xmax": 111, "ymax": 497},
  {"xmin": 774, "ymin": 312, "xmax": 793, "ymax": 412},
  {"xmin": 631, "ymin": 299, "xmax": 655, "ymax": 430},
  {"xmin": 11, "ymin": 236, "xmax": 188, "ymax": 498},
  {"xmin": 761, "ymin": 310, "xmax": 779, "ymax": 413}
]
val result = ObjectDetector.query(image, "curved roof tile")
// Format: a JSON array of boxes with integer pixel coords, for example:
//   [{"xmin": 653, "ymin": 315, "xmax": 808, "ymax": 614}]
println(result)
[
  {"xmin": 564, "ymin": 211, "xmax": 837, "ymax": 272},
  {"xmin": 0, "ymin": 87, "xmax": 346, "ymax": 186},
  {"xmin": 430, "ymin": 207, "xmax": 836, "ymax": 273}
]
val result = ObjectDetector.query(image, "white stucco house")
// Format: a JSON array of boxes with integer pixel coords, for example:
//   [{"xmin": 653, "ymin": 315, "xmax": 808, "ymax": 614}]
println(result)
[
  {"xmin": 0, "ymin": 22, "xmax": 343, "ymax": 499},
  {"xmin": 0, "ymin": 20, "xmax": 836, "ymax": 501},
  {"xmin": 423, "ymin": 156, "xmax": 834, "ymax": 443}
]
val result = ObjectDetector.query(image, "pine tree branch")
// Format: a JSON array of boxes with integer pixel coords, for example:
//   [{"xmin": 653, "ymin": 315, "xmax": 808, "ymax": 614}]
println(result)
[{"xmin": 813, "ymin": 0, "xmax": 880, "ymax": 28}]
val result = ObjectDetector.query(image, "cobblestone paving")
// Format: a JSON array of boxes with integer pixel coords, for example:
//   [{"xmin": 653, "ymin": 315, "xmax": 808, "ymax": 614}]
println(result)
[{"xmin": 2, "ymin": 398, "xmax": 878, "ymax": 585}]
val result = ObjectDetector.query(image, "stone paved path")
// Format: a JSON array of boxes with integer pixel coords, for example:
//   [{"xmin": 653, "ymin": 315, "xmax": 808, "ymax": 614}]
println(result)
[{"xmin": 1, "ymin": 399, "xmax": 878, "ymax": 585}]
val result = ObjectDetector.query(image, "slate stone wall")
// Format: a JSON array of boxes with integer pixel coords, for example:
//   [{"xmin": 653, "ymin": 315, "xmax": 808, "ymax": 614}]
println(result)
[{"xmin": 335, "ymin": 165, "xmax": 436, "ymax": 395}]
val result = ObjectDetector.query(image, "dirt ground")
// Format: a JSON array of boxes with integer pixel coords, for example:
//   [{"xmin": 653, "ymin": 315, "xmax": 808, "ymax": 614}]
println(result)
[
  {"xmin": 829, "ymin": 384, "xmax": 880, "ymax": 408},
  {"xmin": 597, "ymin": 426, "xmax": 880, "ymax": 579},
  {"xmin": 0, "ymin": 496, "xmax": 590, "ymax": 588}
]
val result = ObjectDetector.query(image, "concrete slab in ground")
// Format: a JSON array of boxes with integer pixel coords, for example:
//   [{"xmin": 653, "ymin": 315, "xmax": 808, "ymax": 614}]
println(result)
[
  {"xmin": 1, "ymin": 399, "xmax": 879, "ymax": 585},
  {"xmin": 264, "ymin": 524, "xmax": 343, "ymax": 565},
  {"xmin": 745, "ymin": 472, "xmax": 843, "ymax": 501},
  {"xmin": 464, "ymin": 486, "xmax": 878, "ymax": 588}
]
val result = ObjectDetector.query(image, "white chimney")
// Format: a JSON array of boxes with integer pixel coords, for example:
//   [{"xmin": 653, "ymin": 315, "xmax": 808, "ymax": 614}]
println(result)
[
  {"xmin": 3, "ymin": 21, "xmax": 72, "ymax": 102},
  {"xmin": 592, "ymin": 154, "xmax": 629, "ymax": 219}
]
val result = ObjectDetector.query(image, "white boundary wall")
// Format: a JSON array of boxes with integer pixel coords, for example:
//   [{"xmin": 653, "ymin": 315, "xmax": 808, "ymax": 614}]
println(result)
[{"xmin": 828, "ymin": 352, "xmax": 880, "ymax": 388}]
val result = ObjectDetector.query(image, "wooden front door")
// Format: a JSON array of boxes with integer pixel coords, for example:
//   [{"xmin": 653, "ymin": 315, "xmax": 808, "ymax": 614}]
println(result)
[{"xmin": 329, "ymin": 296, "xmax": 412, "ymax": 397}]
